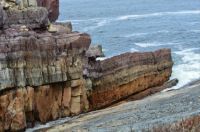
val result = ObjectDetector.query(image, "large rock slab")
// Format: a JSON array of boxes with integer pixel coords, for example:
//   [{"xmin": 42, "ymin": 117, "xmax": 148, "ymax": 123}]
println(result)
[
  {"xmin": 40, "ymin": 81, "xmax": 200, "ymax": 132},
  {"xmin": 86, "ymin": 49, "xmax": 173, "ymax": 110},
  {"xmin": 0, "ymin": 6, "xmax": 49, "ymax": 29}
]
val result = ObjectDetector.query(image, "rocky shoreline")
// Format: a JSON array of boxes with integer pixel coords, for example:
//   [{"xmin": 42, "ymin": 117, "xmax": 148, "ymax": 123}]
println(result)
[
  {"xmin": 0, "ymin": 0, "xmax": 181, "ymax": 131},
  {"xmin": 38, "ymin": 80, "xmax": 200, "ymax": 132}
]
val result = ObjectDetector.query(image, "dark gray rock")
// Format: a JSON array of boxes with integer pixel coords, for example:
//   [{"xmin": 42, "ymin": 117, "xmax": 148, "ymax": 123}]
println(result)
[
  {"xmin": 0, "ymin": 6, "xmax": 49, "ymax": 29},
  {"xmin": 86, "ymin": 45, "xmax": 105, "ymax": 58}
]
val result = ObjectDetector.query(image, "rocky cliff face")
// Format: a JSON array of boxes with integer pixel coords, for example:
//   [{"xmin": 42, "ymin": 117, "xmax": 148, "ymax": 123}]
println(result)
[
  {"xmin": 37, "ymin": 0, "xmax": 59, "ymax": 22},
  {"xmin": 0, "ymin": 29, "xmax": 91, "ymax": 131},
  {"xmin": 0, "ymin": 6, "xmax": 49, "ymax": 29},
  {"xmin": 0, "ymin": 1, "xmax": 175, "ymax": 132},
  {"xmin": 86, "ymin": 49, "xmax": 173, "ymax": 110}
]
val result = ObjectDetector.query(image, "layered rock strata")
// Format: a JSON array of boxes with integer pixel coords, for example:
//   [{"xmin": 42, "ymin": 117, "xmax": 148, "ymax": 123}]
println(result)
[
  {"xmin": 0, "ymin": 2, "xmax": 175, "ymax": 132},
  {"xmin": 86, "ymin": 49, "xmax": 173, "ymax": 110},
  {"xmin": 0, "ymin": 5, "xmax": 49, "ymax": 29},
  {"xmin": 41, "ymin": 81, "xmax": 200, "ymax": 132},
  {"xmin": 0, "ymin": 28, "xmax": 91, "ymax": 131},
  {"xmin": 0, "ymin": 5, "xmax": 91, "ymax": 131}
]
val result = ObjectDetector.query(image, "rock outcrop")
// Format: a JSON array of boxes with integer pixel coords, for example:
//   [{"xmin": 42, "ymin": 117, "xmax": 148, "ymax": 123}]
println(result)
[
  {"xmin": 86, "ymin": 49, "xmax": 173, "ymax": 110},
  {"xmin": 37, "ymin": 0, "xmax": 59, "ymax": 22},
  {"xmin": 0, "ymin": 6, "xmax": 49, "ymax": 29},
  {"xmin": 0, "ymin": 31, "xmax": 91, "ymax": 131},
  {"xmin": 0, "ymin": 1, "xmax": 175, "ymax": 131},
  {"xmin": 40, "ymin": 81, "xmax": 200, "ymax": 132}
]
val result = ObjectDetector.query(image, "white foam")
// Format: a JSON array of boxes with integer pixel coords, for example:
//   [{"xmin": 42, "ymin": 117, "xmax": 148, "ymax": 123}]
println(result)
[
  {"xmin": 190, "ymin": 30, "xmax": 200, "ymax": 33},
  {"xmin": 124, "ymin": 32, "xmax": 149, "ymax": 37},
  {"xmin": 123, "ymin": 30, "xmax": 170, "ymax": 38},
  {"xmin": 26, "ymin": 117, "xmax": 72, "ymax": 132},
  {"xmin": 134, "ymin": 42, "xmax": 179, "ymax": 48},
  {"xmin": 57, "ymin": 10, "xmax": 200, "ymax": 32},
  {"xmin": 130, "ymin": 48, "xmax": 139, "ymax": 52},
  {"xmin": 117, "ymin": 10, "xmax": 200, "ymax": 20},
  {"xmin": 83, "ymin": 19, "xmax": 111, "ymax": 31},
  {"xmin": 169, "ymin": 48, "xmax": 200, "ymax": 90},
  {"xmin": 96, "ymin": 57, "xmax": 107, "ymax": 61},
  {"xmin": 58, "ymin": 18, "xmax": 103, "ymax": 23}
]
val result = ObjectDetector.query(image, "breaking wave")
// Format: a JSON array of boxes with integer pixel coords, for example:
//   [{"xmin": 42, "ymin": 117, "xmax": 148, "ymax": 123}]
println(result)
[
  {"xmin": 170, "ymin": 48, "xmax": 200, "ymax": 89},
  {"xmin": 134, "ymin": 42, "xmax": 180, "ymax": 48},
  {"xmin": 58, "ymin": 10, "xmax": 200, "ymax": 31},
  {"xmin": 117, "ymin": 10, "xmax": 200, "ymax": 20}
]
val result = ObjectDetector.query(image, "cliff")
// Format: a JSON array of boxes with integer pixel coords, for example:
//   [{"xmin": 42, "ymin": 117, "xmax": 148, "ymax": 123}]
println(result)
[{"xmin": 0, "ymin": 1, "xmax": 175, "ymax": 131}]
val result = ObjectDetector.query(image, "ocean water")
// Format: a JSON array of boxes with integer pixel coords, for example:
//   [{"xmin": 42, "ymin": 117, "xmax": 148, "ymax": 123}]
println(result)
[{"xmin": 59, "ymin": 0, "xmax": 200, "ymax": 89}]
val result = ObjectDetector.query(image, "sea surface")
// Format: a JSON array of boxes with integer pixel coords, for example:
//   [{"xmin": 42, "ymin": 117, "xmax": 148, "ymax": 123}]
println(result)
[{"xmin": 58, "ymin": 0, "xmax": 200, "ymax": 89}]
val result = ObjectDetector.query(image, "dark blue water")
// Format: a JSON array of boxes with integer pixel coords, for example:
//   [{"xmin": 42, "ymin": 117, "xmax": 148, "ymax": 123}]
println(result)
[{"xmin": 59, "ymin": 0, "xmax": 200, "ymax": 89}]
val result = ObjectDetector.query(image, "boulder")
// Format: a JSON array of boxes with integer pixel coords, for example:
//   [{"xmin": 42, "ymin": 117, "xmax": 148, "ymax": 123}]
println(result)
[
  {"xmin": 48, "ymin": 22, "xmax": 72, "ymax": 33},
  {"xmin": 86, "ymin": 45, "xmax": 105, "ymax": 58}
]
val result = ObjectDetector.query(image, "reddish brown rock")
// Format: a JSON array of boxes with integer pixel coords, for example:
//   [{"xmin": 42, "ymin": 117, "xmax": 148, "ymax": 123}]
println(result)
[
  {"xmin": 10, "ymin": 111, "xmax": 26, "ymax": 132},
  {"xmin": 87, "ymin": 49, "xmax": 173, "ymax": 110},
  {"xmin": 38, "ymin": 81, "xmax": 200, "ymax": 132},
  {"xmin": 61, "ymin": 86, "xmax": 71, "ymax": 117},
  {"xmin": 37, "ymin": 0, "xmax": 59, "ymax": 22},
  {"xmin": 70, "ymin": 96, "xmax": 81, "ymax": 115}
]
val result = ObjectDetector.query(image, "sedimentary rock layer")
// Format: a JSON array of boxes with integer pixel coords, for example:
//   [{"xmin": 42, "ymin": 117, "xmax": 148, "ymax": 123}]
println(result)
[
  {"xmin": 0, "ymin": 31, "xmax": 91, "ymax": 91},
  {"xmin": 0, "ymin": 28, "xmax": 91, "ymax": 131},
  {"xmin": 42, "ymin": 81, "xmax": 200, "ymax": 132},
  {"xmin": 87, "ymin": 49, "xmax": 173, "ymax": 110},
  {"xmin": 0, "ymin": 81, "xmax": 89, "ymax": 131},
  {"xmin": 0, "ymin": 6, "xmax": 49, "ymax": 29}
]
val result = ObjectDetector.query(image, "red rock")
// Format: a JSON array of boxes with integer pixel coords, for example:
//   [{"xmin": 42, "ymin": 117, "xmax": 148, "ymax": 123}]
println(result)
[{"xmin": 61, "ymin": 85, "xmax": 71, "ymax": 117}]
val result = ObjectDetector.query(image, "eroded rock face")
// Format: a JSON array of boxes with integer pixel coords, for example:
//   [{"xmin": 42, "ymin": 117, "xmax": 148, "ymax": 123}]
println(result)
[
  {"xmin": 86, "ymin": 49, "xmax": 173, "ymax": 110},
  {"xmin": 38, "ymin": 81, "xmax": 200, "ymax": 132},
  {"xmin": 0, "ymin": 30, "xmax": 91, "ymax": 90},
  {"xmin": 0, "ymin": 5, "xmax": 49, "ymax": 29},
  {"xmin": 0, "ymin": 28, "xmax": 91, "ymax": 131},
  {"xmin": 0, "ymin": 81, "xmax": 88, "ymax": 131},
  {"xmin": 37, "ymin": 0, "xmax": 59, "ymax": 22}
]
